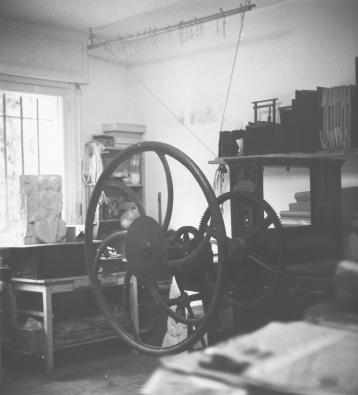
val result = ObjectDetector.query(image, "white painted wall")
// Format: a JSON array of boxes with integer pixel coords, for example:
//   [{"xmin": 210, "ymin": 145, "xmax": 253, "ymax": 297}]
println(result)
[
  {"xmin": 0, "ymin": 18, "xmax": 88, "ymax": 83},
  {"xmin": 127, "ymin": 0, "xmax": 358, "ymax": 229},
  {"xmin": 80, "ymin": 56, "xmax": 133, "ymax": 147},
  {"xmin": 0, "ymin": 19, "xmax": 135, "ymax": 223},
  {"xmin": 1, "ymin": 0, "xmax": 357, "ymax": 231}
]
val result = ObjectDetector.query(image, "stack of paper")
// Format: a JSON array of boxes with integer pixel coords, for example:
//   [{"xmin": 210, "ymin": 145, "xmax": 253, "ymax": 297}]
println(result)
[{"xmin": 320, "ymin": 85, "xmax": 357, "ymax": 151}]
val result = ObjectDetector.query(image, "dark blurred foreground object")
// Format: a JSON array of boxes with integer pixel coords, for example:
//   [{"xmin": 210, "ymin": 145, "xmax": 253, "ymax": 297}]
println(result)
[
  {"xmin": 143, "ymin": 261, "xmax": 358, "ymax": 394},
  {"xmin": 334, "ymin": 260, "xmax": 358, "ymax": 303},
  {"xmin": 144, "ymin": 317, "xmax": 358, "ymax": 394},
  {"xmin": 305, "ymin": 260, "xmax": 358, "ymax": 330}
]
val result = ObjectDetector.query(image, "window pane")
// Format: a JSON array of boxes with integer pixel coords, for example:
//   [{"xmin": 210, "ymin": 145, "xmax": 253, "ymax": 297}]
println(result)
[
  {"xmin": 6, "ymin": 117, "xmax": 22, "ymax": 179},
  {"xmin": 5, "ymin": 91, "xmax": 21, "ymax": 117},
  {"xmin": 0, "ymin": 88, "xmax": 65, "ymax": 246},
  {"xmin": 39, "ymin": 119, "xmax": 63, "ymax": 175},
  {"xmin": 0, "ymin": 92, "xmax": 4, "ymax": 115},
  {"xmin": 22, "ymin": 93, "xmax": 38, "ymax": 119},
  {"xmin": 0, "ymin": 119, "xmax": 6, "ymax": 232},
  {"xmin": 23, "ymin": 119, "xmax": 39, "ymax": 174},
  {"xmin": 38, "ymin": 94, "xmax": 58, "ymax": 120},
  {"xmin": 6, "ymin": 117, "xmax": 22, "ymax": 232}
]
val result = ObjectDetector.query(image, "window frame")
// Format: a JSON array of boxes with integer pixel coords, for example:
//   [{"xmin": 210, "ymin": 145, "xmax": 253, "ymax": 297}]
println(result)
[{"xmin": 0, "ymin": 74, "xmax": 81, "ymax": 230}]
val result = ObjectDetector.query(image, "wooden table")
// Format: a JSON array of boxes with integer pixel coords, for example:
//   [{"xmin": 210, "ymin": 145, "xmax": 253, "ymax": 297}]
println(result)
[{"xmin": 7, "ymin": 273, "xmax": 138, "ymax": 375}]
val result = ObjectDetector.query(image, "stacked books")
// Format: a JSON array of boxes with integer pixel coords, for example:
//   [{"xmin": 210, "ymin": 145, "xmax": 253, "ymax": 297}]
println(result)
[
  {"xmin": 279, "ymin": 84, "xmax": 357, "ymax": 153},
  {"xmin": 279, "ymin": 90, "xmax": 321, "ymax": 153},
  {"xmin": 280, "ymin": 186, "xmax": 358, "ymax": 226},
  {"xmin": 102, "ymin": 123, "xmax": 145, "ymax": 150},
  {"xmin": 319, "ymin": 85, "xmax": 357, "ymax": 151}
]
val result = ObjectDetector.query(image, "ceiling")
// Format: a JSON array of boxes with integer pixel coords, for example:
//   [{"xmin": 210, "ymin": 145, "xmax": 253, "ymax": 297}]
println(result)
[
  {"xmin": 0, "ymin": 0, "xmax": 288, "ymax": 65},
  {"xmin": 0, "ymin": 0, "xmax": 286, "ymax": 35}
]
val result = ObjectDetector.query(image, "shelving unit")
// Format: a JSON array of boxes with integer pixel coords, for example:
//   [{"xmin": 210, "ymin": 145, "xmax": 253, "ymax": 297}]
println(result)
[{"xmin": 96, "ymin": 124, "xmax": 146, "ymax": 238}]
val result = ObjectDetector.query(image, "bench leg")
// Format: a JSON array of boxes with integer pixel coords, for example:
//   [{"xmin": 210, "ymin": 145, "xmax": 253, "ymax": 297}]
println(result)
[{"xmin": 42, "ymin": 288, "xmax": 54, "ymax": 375}]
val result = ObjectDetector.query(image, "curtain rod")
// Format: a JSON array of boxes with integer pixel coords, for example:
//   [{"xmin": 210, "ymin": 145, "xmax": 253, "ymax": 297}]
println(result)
[{"xmin": 87, "ymin": 1, "xmax": 255, "ymax": 50}]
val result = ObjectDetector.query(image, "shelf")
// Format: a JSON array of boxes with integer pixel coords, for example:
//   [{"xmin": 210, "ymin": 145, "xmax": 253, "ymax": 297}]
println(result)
[
  {"xmin": 210, "ymin": 149, "xmax": 358, "ymax": 166},
  {"xmin": 99, "ymin": 218, "xmax": 121, "ymax": 223},
  {"xmin": 125, "ymin": 184, "xmax": 143, "ymax": 188},
  {"xmin": 6, "ymin": 345, "xmax": 39, "ymax": 356},
  {"xmin": 54, "ymin": 326, "xmax": 149, "ymax": 350},
  {"xmin": 54, "ymin": 333, "xmax": 119, "ymax": 350},
  {"xmin": 7, "ymin": 333, "xmax": 123, "ymax": 354},
  {"xmin": 104, "ymin": 180, "xmax": 143, "ymax": 188}
]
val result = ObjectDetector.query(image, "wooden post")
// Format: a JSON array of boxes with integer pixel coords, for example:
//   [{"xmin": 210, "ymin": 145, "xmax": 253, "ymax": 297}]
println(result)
[{"xmin": 42, "ymin": 288, "xmax": 54, "ymax": 376}]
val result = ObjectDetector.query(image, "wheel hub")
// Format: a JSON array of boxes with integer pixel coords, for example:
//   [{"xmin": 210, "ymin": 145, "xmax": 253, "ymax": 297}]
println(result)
[{"xmin": 126, "ymin": 215, "xmax": 168, "ymax": 279}]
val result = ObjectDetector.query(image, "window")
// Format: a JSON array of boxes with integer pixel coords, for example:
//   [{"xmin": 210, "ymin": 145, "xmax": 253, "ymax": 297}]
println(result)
[{"xmin": 0, "ymin": 78, "xmax": 80, "ymax": 246}]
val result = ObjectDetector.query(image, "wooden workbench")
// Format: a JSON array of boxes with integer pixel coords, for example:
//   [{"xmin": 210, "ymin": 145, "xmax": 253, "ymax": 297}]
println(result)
[{"xmin": 7, "ymin": 272, "xmax": 138, "ymax": 375}]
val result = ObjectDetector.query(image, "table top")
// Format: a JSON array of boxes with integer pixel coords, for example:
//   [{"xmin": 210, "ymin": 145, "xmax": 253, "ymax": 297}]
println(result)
[
  {"xmin": 209, "ymin": 152, "xmax": 347, "ymax": 166},
  {"xmin": 4, "ymin": 241, "xmax": 84, "ymax": 249},
  {"xmin": 10, "ymin": 271, "xmax": 126, "ymax": 285},
  {"xmin": 143, "ymin": 320, "xmax": 358, "ymax": 395}
]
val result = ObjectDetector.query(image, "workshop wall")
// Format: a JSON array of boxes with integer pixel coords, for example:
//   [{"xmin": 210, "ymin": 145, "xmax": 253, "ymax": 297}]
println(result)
[
  {"xmin": 0, "ymin": 17, "xmax": 135, "ymax": 157},
  {"xmin": 80, "ymin": 56, "xmax": 134, "ymax": 148},
  {"xmin": 129, "ymin": 0, "xmax": 358, "ymax": 228},
  {"xmin": 0, "ymin": 19, "xmax": 136, "ymax": 224},
  {"xmin": 0, "ymin": 18, "xmax": 88, "ymax": 83}
]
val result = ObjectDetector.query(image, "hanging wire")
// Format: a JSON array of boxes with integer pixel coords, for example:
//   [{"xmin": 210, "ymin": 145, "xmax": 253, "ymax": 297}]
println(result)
[
  {"xmin": 104, "ymin": 43, "xmax": 217, "ymax": 157},
  {"xmin": 219, "ymin": 0, "xmax": 248, "ymax": 132},
  {"xmin": 99, "ymin": 3, "xmax": 248, "ymax": 160}
]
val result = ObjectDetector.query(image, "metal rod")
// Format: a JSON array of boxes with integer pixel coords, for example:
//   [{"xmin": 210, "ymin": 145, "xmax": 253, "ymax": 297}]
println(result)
[
  {"xmin": 20, "ymin": 96, "xmax": 24, "ymax": 174},
  {"xmin": 87, "ymin": 2, "xmax": 256, "ymax": 50},
  {"xmin": 36, "ymin": 98, "xmax": 40, "ymax": 174},
  {"xmin": 2, "ymin": 93, "xmax": 9, "ymax": 227},
  {"xmin": 3, "ymin": 114, "xmax": 52, "ymax": 122},
  {"xmin": 252, "ymin": 98, "xmax": 278, "ymax": 104}
]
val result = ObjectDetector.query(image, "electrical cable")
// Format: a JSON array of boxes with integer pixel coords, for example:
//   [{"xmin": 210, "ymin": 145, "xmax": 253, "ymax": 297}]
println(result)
[
  {"xmin": 104, "ymin": 44, "xmax": 217, "ymax": 157},
  {"xmin": 100, "ymin": 3, "xmax": 248, "ymax": 160},
  {"xmin": 219, "ymin": 0, "xmax": 248, "ymax": 132}
]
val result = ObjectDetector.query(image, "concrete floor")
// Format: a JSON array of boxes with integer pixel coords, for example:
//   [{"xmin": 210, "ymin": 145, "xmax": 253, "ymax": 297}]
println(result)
[{"xmin": 1, "ymin": 341, "xmax": 160, "ymax": 394}]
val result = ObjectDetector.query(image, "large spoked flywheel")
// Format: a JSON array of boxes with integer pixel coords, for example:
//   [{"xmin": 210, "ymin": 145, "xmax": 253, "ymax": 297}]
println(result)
[{"xmin": 84, "ymin": 141, "xmax": 227, "ymax": 355}]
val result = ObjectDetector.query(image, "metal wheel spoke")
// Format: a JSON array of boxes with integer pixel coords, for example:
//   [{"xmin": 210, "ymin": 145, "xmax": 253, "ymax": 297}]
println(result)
[
  {"xmin": 183, "ymin": 232, "xmax": 190, "ymax": 243},
  {"xmin": 93, "ymin": 231, "xmax": 127, "ymax": 273},
  {"xmin": 145, "ymin": 279, "xmax": 202, "ymax": 326},
  {"xmin": 247, "ymin": 251, "xmax": 279, "ymax": 276}
]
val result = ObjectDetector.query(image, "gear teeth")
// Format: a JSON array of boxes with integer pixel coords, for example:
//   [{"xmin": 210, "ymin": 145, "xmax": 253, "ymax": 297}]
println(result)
[
  {"xmin": 198, "ymin": 190, "xmax": 284, "ymax": 307},
  {"xmin": 198, "ymin": 191, "xmax": 282, "ymax": 231}
]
